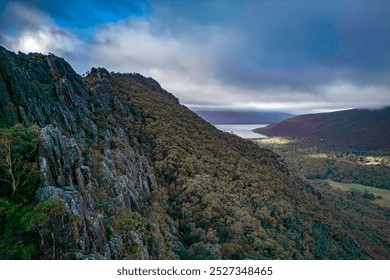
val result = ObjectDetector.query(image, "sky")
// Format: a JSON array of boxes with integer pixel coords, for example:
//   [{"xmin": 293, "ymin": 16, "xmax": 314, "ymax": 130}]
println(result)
[{"xmin": 0, "ymin": 0, "xmax": 389, "ymax": 114}]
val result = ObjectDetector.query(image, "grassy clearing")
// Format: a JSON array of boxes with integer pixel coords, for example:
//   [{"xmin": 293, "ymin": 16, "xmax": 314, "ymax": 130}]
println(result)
[
  {"xmin": 361, "ymin": 156, "xmax": 390, "ymax": 167},
  {"xmin": 255, "ymin": 137, "xmax": 298, "ymax": 146},
  {"xmin": 326, "ymin": 180, "xmax": 390, "ymax": 208}
]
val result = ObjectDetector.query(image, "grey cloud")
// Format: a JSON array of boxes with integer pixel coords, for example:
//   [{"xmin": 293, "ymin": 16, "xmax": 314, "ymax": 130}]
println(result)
[
  {"xmin": 152, "ymin": 0, "xmax": 390, "ymax": 92},
  {"xmin": 0, "ymin": 1, "xmax": 50, "ymax": 33}
]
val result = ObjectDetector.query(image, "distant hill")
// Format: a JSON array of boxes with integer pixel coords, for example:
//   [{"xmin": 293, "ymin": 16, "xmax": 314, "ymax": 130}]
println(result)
[
  {"xmin": 194, "ymin": 110, "xmax": 293, "ymax": 124},
  {"xmin": 254, "ymin": 108, "xmax": 390, "ymax": 150}
]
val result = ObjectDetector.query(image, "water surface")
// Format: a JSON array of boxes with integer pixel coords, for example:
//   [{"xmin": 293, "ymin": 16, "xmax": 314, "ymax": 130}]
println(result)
[{"xmin": 215, "ymin": 124, "xmax": 268, "ymax": 139}]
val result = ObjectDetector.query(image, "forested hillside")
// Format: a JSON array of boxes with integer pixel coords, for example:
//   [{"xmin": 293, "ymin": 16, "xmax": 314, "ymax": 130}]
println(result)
[
  {"xmin": 0, "ymin": 46, "xmax": 389, "ymax": 259},
  {"xmin": 254, "ymin": 108, "xmax": 390, "ymax": 150}
]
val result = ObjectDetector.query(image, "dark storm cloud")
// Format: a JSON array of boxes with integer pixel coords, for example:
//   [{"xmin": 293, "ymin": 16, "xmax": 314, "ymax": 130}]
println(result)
[
  {"xmin": 0, "ymin": 1, "xmax": 46, "ymax": 33},
  {"xmin": 152, "ymin": 0, "xmax": 390, "ymax": 91}
]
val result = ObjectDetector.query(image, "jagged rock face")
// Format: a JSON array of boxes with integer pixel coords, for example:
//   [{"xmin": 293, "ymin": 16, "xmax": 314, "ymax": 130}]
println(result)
[
  {"xmin": 0, "ymin": 47, "xmax": 91, "ymax": 133},
  {"xmin": 37, "ymin": 126, "xmax": 103, "ymax": 258},
  {"xmin": 0, "ymin": 46, "xmax": 178, "ymax": 259}
]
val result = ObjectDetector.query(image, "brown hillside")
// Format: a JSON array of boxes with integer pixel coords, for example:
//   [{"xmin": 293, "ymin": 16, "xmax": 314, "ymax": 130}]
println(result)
[{"xmin": 254, "ymin": 108, "xmax": 390, "ymax": 150}]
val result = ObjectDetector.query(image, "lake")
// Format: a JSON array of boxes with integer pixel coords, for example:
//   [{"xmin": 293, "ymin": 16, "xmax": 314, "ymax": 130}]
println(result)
[{"xmin": 215, "ymin": 124, "xmax": 268, "ymax": 139}]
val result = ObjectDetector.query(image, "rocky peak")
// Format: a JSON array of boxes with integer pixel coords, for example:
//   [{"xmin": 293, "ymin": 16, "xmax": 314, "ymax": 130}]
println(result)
[
  {"xmin": 84, "ymin": 67, "xmax": 112, "ymax": 87},
  {"xmin": 0, "ymin": 47, "xmax": 91, "ymax": 131}
]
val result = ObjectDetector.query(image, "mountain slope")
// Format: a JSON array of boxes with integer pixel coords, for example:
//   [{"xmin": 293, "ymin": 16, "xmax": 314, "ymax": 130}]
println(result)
[
  {"xmin": 254, "ymin": 108, "xmax": 390, "ymax": 150},
  {"xmin": 195, "ymin": 110, "xmax": 293, "ymax": 124},
  {"xmin": 0, "ymin": 46, "xmax": 389, "ymax": 259}
]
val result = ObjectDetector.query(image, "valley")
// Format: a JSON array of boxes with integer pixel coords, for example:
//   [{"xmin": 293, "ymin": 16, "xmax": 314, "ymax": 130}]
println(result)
[{"xmin": 255, "ymin": 137, "xmax": 390, "ymax": 208}]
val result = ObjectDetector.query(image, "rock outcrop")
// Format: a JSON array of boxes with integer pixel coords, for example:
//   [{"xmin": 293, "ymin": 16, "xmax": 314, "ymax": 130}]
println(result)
[{"xmin": 0, "ymin": 46, "xmax": 178, "ymax": 259}]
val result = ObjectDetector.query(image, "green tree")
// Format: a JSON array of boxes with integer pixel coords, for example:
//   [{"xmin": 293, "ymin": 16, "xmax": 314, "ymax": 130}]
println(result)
[{"xmin": 0, "ymin": 124, "xmax": 40, "ymax": 197}]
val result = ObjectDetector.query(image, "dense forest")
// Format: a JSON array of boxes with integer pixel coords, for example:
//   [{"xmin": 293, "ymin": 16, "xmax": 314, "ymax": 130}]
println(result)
[{"xmin": 0, "ymin": 46, "xmax": 389, "ymax": 259}]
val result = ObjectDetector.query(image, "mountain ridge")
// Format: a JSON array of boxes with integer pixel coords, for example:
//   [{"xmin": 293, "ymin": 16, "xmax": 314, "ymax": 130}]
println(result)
[{"xmin": 0, "ymin": 46, "xmax": 389, "ymax": 259}]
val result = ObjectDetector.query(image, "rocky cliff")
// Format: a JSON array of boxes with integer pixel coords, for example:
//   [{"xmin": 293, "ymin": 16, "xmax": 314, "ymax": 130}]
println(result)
[
  {"xmin": 0, "ymin": 47, "xmax": 180, "ymax": 259},
  {"xmin": 0, "ymin": 46, "xmax": 389, "ymax": 259}
]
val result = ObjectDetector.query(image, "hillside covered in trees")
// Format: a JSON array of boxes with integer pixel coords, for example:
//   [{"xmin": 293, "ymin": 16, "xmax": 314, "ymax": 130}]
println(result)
[
  {"xmin": 254, "ymin": 108, "xmax": 390, "ymax": 150},
  {"xmin": 0, "ymin": 46, "xmax": 389, "ymax": 259}
]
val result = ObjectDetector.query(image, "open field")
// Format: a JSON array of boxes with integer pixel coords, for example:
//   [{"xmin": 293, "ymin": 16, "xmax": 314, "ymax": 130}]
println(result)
[{"xmin": 326, "ymin": 180, "xmax": 390, "ymax": 208}]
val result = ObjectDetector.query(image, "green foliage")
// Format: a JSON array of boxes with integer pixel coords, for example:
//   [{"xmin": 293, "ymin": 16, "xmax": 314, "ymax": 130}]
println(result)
[
  {"xmin": 69, "ymin": 214, "xmax": 83, "ymax": 224},
  {"xmin": 35, "ymin": 199, "xmax": 67, "ymax": 216},
  {"xmin": 0, "ymin": 196, "xmax": 68, "ymax": 259},
  {"xmin": 130, "ymin": 242, "xmax": 140, "ymax": 254},
  {"xmin": 0, "ymin": 124, "xmax": 45, "ymax": 259},
  {"xmin": 111, "ymin": 74, "xmax": 318, "ymax": 259},
  {"xmin": 0, "ymin": 198, "xmax": 38, "ymax": 259},
  {"xmin": 0, "ymin": 117, "xmax": 15, "ymax": 129},
  {"xmin": 109, "ymin": 136, "xmax": 128, "ymax": 150},
  {"xmin": 0, "ymin": 124, "xmax": 40, "ymax": 198},
  {"xmin": 362, "ymin": 191, "xmax": 376, "ymax": 200},
  {"xmin": 188, "ymin": 242, "xmax": 221, "ymax": 260},
  {"xmin": 21, "ymin": 211, "xmax": 49, "ymax": 231}
]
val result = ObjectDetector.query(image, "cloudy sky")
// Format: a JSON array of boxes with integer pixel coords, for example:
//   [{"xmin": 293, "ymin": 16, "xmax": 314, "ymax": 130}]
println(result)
[{"xmin": 0, "ymin": 0, "xmax": 389, "ymax": 114}]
